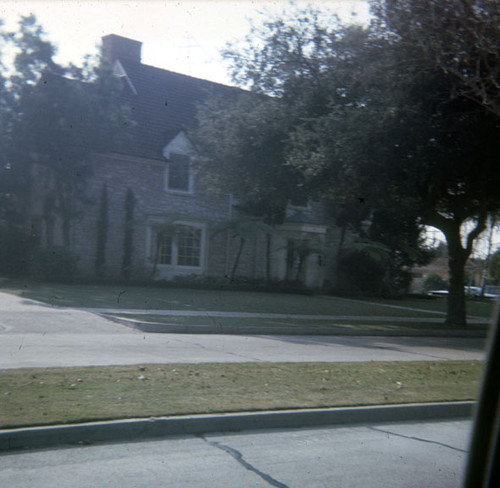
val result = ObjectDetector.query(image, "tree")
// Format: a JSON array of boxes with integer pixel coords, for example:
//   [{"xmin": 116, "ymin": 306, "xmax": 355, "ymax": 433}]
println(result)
[
  {"xmin": 371, "ymin": 0, "xmax": 500, "ymax": 116},
  {"xmin": 423, "ymin": 273, "xmax": 447, "ymax": 294},
  {"xmin": 285, "ymin": 237, "xmax": 323, "ymax": 282},
  {"xmin": 217, "ymin": 2, "xmax": 499, "ymax": 324},
  {"xmin": 299, "ymin": 41, "xmax": 498, "ymax": 323},
  {"xmin": 193, "ymin": 92, "xmax": 306, "ymax": 282},
  {"xmin": 1, "ymin": 15, "xmax": 130, "ymax": 251},
  {"xmin": 279, "ymin": 4, "xmax": 498, "ymax": 322},
  {"xmin": 223, "ymin": 4, "xmax": 343, "ymax": 98},
  {"xmin": 0, "ymin": 20, "xmax": 35, "ymax": 276},
  {"xmin": 94, "ymin": 184, "xmax": 109, "ymax": 276},
  {"xmin": 363, "ymin": 1, "xmax": 500, "ymax": 323},
  {"xmin": 488, "ymin": 249, "xmax": 500, "ymax": 286},
  {"xmin": 212, "ymin": 217, "xmax": 274, "ymax": 281},
  {"xmin": 121, "ymin": 188, "xmax": 136, "ymax": 279},
  {"xmin": 365, "ymin": 209, "xmax": 432, "ymax": 296},
  {"xmin": 220, "ymin": 5, "xmax": 432, "ymax": 294},
  {"xmin": 194, "ymin": 7, "xmax": 376, "ymax": 284},
  {"xmin": 195, "ymin": 93, "xmax": 305, "ymax": 225}
]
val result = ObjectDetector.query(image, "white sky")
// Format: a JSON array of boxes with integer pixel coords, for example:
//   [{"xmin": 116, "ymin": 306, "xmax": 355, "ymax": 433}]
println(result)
[{"xmin": 0, "ymin": 0, "xmax": 370, "ymax": 85}]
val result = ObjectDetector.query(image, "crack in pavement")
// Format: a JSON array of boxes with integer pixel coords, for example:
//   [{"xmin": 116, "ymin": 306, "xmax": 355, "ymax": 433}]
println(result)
[
  {"xmin": 201, "ymin": 436, "xmax": 290, "ymax": 488},
  {"xmin": 170, "ymin": 336, "xmax": 264, "ymax": 362},
  {"xmin": 367, "ymin": 426, "xmax": 468, "ymax": 453},
  {"xmin": 269, "ymin": 335, "xmax": 460, "ymax": 361},
  {"xmin": 368, "ymin": 347, "xmax": 454, "ymax": 362}
]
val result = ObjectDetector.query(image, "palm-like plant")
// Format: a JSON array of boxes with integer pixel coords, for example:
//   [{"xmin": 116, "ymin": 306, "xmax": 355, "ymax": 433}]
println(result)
[{"xmin": 212, "ymin": 217, "xmax": 275, "ymax": 280}]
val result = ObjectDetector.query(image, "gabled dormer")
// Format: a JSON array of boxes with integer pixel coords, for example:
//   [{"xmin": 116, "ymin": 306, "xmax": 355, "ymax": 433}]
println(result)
[{"xmin": 162, "ymin": 131, "xmax": 195, "ymax": 194}]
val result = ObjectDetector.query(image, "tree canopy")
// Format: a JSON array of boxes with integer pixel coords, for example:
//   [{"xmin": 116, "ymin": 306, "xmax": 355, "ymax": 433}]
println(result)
[
  {"xmin": 194, "ymin": 92, "xmax": 306, "ymax": 226},
  {"xmin": 371, "ymin": 0, "xmax": 500, "ymax": 116},
  {"xmin": 0, "ymin": 15, "xmax": 130, "ymax": 273},
  {"xmin": 194, "ymin": 0, "xmax": 499, "ymax": 323}
]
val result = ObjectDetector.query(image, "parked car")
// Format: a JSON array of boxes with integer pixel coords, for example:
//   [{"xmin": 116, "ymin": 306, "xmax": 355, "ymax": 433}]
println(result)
[
  {"xmin": 465, "ymin": 286, "xmax": 482, "ymax": 297},
  {"xmin": 484, "ymin": 285, "xmax": 500, "ymax": 300},
  {"xmin": 427, "ymin": 289, "xmax": 449, "ymax": 297},
  {"xmin": 428, "ymin": 286, "xmax": 495, "ymax": 298}
]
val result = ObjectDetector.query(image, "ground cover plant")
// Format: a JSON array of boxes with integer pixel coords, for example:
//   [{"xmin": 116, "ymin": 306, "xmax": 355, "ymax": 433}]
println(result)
[{"xmin": 0, "ymin": 361, "xmax": 483, "ymax": 429}]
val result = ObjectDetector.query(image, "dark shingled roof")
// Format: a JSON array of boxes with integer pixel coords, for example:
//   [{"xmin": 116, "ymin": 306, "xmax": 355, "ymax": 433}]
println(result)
[{"xmin": 115, "ymin": 58, "xmax": 241, "ymax": 160}]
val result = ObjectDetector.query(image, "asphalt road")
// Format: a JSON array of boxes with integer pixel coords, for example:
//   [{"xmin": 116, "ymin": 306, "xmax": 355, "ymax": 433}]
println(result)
[
  {"xmin": 0, "ymin": 292, "xmax": 486, "ymax": 368},
  {"xmin": 0, "ymin": 419, "xmax": 471, "ymax": 488}
]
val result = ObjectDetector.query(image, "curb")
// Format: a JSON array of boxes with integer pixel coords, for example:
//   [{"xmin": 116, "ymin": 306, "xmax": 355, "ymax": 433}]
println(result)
[
  {"xmin": 109, "ymin": 316, "xmax": 488, "ymax": 337},
  {"xmin": 0, "ymin": 401, "xmax": 475, "ymax": 452}
]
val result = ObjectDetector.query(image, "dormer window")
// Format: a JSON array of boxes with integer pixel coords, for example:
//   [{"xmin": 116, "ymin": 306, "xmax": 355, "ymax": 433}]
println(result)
[
  {"xmin": 165, "ymin": 152, "xmax": 192, "ymax": 193},
  {"xmin": 163, "ymin": 132, "xmax": 195, "ymax": 194},
  {"xmin": 167, "ymin": 153, "xmax": 190, "ymax": 191}
]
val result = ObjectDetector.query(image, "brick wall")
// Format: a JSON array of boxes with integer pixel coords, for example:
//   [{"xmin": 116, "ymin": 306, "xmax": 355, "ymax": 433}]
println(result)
[
  {"xmin": 68, "ymin": 152, "xmax": 334, "ymax": 287},
  {"xmin": 71, "ymin": 153, "xmax": 234, "ymax": 279}
]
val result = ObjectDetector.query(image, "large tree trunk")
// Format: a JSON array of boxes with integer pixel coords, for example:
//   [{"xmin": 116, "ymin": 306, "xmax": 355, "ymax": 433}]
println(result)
[
  {"xmin": 62, "ymin": 218, "xmax": 71, "ymax": 249},
  {"xmin": 446, "ymin": 242, "xmax": 468, "ymax": 326},
  {"xmin": 265, "ymin": 233, "xmax": 272, "ymax": 284},
  {"xmin": 335, "ymin": 223, "xmax": 348, "ymax": 289},
  {"xmin": 430, "ymin": 211, "xmax": 488, "ymax": 326},
  {"xmin": 57, "ymin": 184, "xmax": 73, "ymax": 249},
  {"xmin": 231, "ymin": 237, "xmax": 245, "ymax": 280}
]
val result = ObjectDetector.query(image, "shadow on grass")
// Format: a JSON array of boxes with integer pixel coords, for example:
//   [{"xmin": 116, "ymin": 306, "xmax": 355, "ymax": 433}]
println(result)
[{"xmin": 261, "ymin": 335, "xmax": 487, "ymax": 353}]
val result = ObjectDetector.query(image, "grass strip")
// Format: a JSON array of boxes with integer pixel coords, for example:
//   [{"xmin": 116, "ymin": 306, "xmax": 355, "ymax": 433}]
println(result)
[
  {"xmin": 0, "ymin": 361, "xmax": 482, "ymax": 429},
  {"xmin": 111, "ymin": 314, "xmax": 489, "ymax": 331},
  {"xmin": 2, "ymin": 281, "xmax": 495, "ymax": 320}
]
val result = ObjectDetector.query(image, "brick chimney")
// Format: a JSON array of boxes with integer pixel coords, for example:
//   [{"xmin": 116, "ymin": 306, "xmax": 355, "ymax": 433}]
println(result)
[{"xmin": 102, "ymin": 34, "xmax": 142, "ymax": 63}]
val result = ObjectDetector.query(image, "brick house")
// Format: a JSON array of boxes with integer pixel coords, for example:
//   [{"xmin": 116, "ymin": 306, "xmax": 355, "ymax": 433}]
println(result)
[{"xmin": 36, "ymin": 34, "xmax": 334, "ymax": 288}]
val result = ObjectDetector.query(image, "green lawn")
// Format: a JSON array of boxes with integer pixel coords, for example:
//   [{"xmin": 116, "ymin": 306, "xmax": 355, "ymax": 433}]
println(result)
[
  {"xmin": 0, "ymin": 361, "xmax": 483, "ymax": 429},
  {"xmin": 1, "ymin": 280, "xmax": 496, "ymax": 319},
  {"xmin": 113, "ymin": 314, "xmax": 481, "ymax": 332}
]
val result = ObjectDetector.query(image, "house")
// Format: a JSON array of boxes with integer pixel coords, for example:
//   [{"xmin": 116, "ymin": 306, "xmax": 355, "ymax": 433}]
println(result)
[
  {"xmin": 51, "ymin": 34, "xmax": 333, "ymax": 288},
  {"xmin": 409, "ymin": 256, "xmax": 449, "ymax": 294},
  {"xmin": 409, "ymin": 254, "xmax": 487, "ymax": 295}
]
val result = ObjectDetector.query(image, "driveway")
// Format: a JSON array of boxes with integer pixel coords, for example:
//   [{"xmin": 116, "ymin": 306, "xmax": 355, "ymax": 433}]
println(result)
[{"xmin": 0, "ymin": 292, "xmax": 486, "ymax": 369}]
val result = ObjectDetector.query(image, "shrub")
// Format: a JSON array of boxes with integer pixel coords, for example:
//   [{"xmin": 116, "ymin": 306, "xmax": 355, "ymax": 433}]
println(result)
[
  {"xmin": 31, "ymin": 246, "xmax": 79, "ymax": 281},
  {"xmin": 94, "ymin": 183, "xmax": 109, "ymax": 276},
  {"xmin": 422, "ymin": 273, "xmax": 447, "ymax": 293},
  {"xmin": 0, "ymin": 226, "xmax": 35, "ymax": 277},
  {"xmin": 337, "ymin": 250, "xmax": 385, "ymax": 296}
]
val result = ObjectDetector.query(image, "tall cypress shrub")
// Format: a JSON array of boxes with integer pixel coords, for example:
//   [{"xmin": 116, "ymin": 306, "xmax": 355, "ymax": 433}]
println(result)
[
  {"xmin": 121, "ymin": 188, "xmax": 135, "ymax": 279},
  {"xmin": 94, "ymin": 183, "xmax": 108, "ymax": 276}
]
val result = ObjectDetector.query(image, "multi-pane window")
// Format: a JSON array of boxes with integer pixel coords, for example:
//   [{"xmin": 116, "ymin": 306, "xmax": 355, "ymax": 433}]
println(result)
[
  {"xmin": 177, "ymin": 226, "xmax": 201, "ymax": 266},
  {"xmin": 167, "ymin": 153, "xmax": 191, "ymax": 192},
  {"xmin": 157, "ymin": 232, "xmax": 172, "ymax": 265},
  {"xmin": 155, "ymin": 224, "xmax": 202, "ymax": 268}
]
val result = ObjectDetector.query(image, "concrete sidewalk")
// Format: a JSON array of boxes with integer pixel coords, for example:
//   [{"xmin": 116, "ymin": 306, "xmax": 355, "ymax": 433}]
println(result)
[{"xmin": 0, "ymin": 290, "xmax": 487, "ymax": 368}]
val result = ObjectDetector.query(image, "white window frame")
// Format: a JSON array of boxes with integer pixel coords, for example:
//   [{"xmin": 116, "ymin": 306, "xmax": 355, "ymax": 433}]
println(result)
[
  {"xmin": 162, "ymin": 132, "xmax": 196, "ymax": 195},
  {"xmin": 147, "ymin": 221, "xmax": 206, "ymax": 275},
  {"xmin": 164, "ymin": 152, "xmax": 194, "ymax": 194}
]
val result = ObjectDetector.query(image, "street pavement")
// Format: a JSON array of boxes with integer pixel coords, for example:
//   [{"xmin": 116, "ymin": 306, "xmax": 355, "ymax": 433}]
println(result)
[
  {"xmin": 0, "ymin": 419, "xmax": 471, "ymax": 488},
  {"xmin": 0, "ymin": 292, "xmax": 486, "ymax": 369}
]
